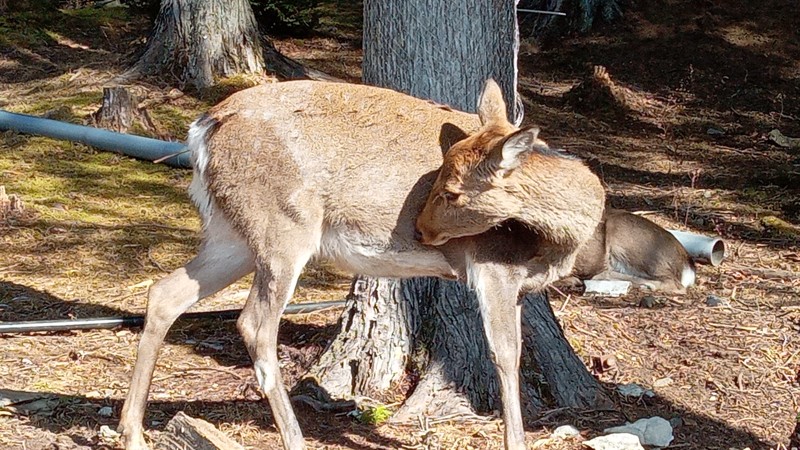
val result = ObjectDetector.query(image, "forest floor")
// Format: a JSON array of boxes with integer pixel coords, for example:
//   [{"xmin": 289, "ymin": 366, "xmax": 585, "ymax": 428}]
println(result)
[{"xmin": 1, "ymin": 1, "xmax": 799, "ymax": 449}]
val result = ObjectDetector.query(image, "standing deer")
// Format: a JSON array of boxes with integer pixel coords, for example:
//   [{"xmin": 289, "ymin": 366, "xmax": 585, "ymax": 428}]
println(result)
[{"xmin": 118, "ymin": 79, "xmax": 605, "ymax": 450}]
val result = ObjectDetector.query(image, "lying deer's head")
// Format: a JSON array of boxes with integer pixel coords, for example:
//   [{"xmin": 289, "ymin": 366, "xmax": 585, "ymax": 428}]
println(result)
[{"xmin": 416, "ymin": 79, "xmax": 551, "ymax": 246}]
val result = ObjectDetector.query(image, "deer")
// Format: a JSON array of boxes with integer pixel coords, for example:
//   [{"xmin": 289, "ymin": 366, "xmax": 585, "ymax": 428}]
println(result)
[
  {"xmin": 117, "ymin": 79, "xmax": 606, "ymax": 450},
  {"xmin": 562, "ymin": 209, "xmax": 696, "ymax": 294}
]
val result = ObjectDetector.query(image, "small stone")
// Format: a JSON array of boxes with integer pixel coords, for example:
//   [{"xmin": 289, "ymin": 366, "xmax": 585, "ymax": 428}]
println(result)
[
  {"xmin": 639, "ymin": 296, "xmax": 657, "ymax": 308},
  {"xmin": 604, "ymin": 416, "xmax": 674, "ymax": 447},
  {"xmin": 706, "ymin": 295, "xmax": 727, "ymax": 307},
  {"xmin": 98, "ymin": 406, "xmax": 113, "ymax": 417},
  {"xmin": 707, "ymin": 127, "xmax": 725, "ymax": 136},
  {"xmin": 669, "ymin": 417, "xmax": 683, "ymax": 428},
  {"xmin": 98, "ymin": 425, "xmax": 120, "ymax": 441},
  {"xmin": 552, "ymin": 424, "xmax": 581, "ymax": 439},
  {"xmin": 653, "ymin": 377, "xmax": 673, "ymax": 388},
  {"xmin": 617, "ymin": 383, "xmax": 655, "ymax": 398},
  {"xmin": 584, "ymin": 280, "xmax": 631, "ymax": 297},
  {"xmin": 584, "ymin": 433, "xmax": 644, "ymax": 450}
]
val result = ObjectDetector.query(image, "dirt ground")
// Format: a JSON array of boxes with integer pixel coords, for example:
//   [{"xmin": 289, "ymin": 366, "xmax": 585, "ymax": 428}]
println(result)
[{"xmin": 1, "ymin": 1, "xmax": 799, "ymax": 449}]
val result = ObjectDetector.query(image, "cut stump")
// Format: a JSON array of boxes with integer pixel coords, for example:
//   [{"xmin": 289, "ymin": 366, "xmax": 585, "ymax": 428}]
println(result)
[
  {"xmin": 154, "ymin": 412, "xmax": 244, "ymax": 450},
  {"xmin": 0, "ymin": 186, "xmax": 24, "ymax": 219},
  {"xmin": 90, "ymin": 86, "xmax": 161, "ymax": 137}
]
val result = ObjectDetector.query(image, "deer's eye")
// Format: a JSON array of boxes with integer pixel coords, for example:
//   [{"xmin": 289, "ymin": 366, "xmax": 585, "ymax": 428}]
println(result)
[{"xmin": 443, "ymin": 190, "xmax": 463, "ymax": 205}]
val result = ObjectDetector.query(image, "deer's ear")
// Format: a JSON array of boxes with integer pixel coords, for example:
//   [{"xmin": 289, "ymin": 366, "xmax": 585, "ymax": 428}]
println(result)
[
  {"xmin": 487, "ymin": 127, "xmax": 542, "ymax": 176},
  {"xmin": 477, "ymin": 79, "xmax": 508, "ymax": 126},
  {"xmin": 439, "ymin": 123, "xmax": 470, "ymax": 157}
]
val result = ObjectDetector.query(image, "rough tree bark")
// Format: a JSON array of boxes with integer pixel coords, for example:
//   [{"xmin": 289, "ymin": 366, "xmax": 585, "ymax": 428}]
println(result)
[
  {"xmin": 122, "ymin": 0, "xmax": 265, "ymax": 90},
  {"xmin": 119, "ymin": 0, "xmax": 339, "ymax": 89},
  {"xmin": 302, "ymin": 0, "xmax": 609, "ymax": 422},
  {"xmin": 362, "ymin": 0, "xmax": 523, "ymax": 125},
  {"xmin": 90, "ymin": 86, "xmax": 160, "ymax": 136}
]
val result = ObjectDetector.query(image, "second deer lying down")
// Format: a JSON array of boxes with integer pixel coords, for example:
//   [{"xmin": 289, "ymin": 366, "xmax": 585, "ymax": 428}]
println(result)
[
  {"xmin": 117, "ymin": 79, "xmax": 605, "ymax": 450},
  {"xmin": 566, "ymin": 209, "xmax": 696, "ymax": 294}
]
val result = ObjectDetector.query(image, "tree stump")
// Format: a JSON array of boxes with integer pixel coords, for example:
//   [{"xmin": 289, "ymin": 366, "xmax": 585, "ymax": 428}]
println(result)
[
  {"xmin": 0, "ymin": 186, "xmax": 24, "ymax": 220},
  {"xmin": 154, "ymin": 412, "xmax": 244, "ymax": 450},
  {"xmin": 90, "ymin": 86, "xmax": 159, "ymax": 136}
]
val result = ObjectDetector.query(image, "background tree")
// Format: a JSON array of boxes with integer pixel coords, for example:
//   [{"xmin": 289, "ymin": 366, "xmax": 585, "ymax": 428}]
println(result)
[
  {"xmin": 120, "ymin": 0, "xmax": 335, "ymax": 90},
  {"xmin": 123, "ymin": 0, "xmax": 265, "ymax": 89},
  {"xmin": 518, "ymin": 0, "xmax": 622, "ymax": 37},
  {"xmin": 301, "ymin": 0, "xmax": 610, "ymax": 420}
]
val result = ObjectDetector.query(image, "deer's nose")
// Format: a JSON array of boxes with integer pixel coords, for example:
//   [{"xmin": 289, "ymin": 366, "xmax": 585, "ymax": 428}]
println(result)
[{"xmin": 413, "ymin": 226, "xmax": 424, "ymax": 242}]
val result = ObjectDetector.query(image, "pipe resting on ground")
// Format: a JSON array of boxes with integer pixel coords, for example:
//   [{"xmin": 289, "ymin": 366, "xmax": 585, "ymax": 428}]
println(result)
[
  {"xmin": 0, "ymin": 109, "xmax": 191, "ymax": 168},
  {"xmin": 668, "ymin": 230, "xmax": 726, "ymax": 266}
]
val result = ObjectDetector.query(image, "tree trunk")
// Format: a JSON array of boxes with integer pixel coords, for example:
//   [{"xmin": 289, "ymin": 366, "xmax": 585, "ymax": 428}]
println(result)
[
  {"xmin": 362, "ymin": 0, "xmax": 524, "ymax": 125},
  {"xmin": 124, "ymin": 0, "xmax": 265, "ymax": 90},
  {"xmin": 302, "ymin": 0, "xmax": 609, "ymax": 423}
]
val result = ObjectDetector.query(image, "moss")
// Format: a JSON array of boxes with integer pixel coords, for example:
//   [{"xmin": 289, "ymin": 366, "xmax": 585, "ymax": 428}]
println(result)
[
  {"xmin": 760, "ymin": 215, "xmax": 800, "ymax": 238},
  {"xmin": 16, "ymin": 92, "xmax": 103, "ymax": 118},
  {"xmin": 149, "ymin": 104, "xmax": 206, "ymax": 141},
  {"xmin": 202, "ymin": 74, "xmax": 263, "ymax": 104},
  {"xmin": 0, "ymin": 7, "xmax": 130, "ymax": 48},
  {"xmin": 0, "ymin": 135, "xmax": 196, "ymax": 229},
  {"xmin": 358, "ymin": 405, "xmax": 393, "ymax": 425}
]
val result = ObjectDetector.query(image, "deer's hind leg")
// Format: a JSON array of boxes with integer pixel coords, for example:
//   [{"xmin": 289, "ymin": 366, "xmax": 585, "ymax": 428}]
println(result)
[
  {"xmin": 236, "ymin": 218, "xmax": 321, "ymax": 450},
  {"xmin": 119, "ymin": 215, "xmax": 254, "ymax": 450}
]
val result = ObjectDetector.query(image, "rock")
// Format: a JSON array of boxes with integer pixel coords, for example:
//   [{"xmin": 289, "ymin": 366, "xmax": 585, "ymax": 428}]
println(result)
[
  {"xmin": 706, "ymin": 295, "xmax": 728, "ymax": 307},
  {"xmin": 553, "ymin": 424, "xmax": 581, "ymax": 439},
  {"xmin": 768, "ymin": 129, "xmax": 800, "ymax": 149},
  {"xmin": 639, "ymin": 296, "xmax": 657, "ymax": 308},
  {"xmin": 584, "ymin": 280, "xmax": 632, "ymax": 297},
  {"xmin": 707, "ymin": 127, "xmax": 725, "ymax": 136},
  {"xmin": 653, "ymin": 377, "xmax": 673, "ymax": 388},
  {"xmin": 584, "ymin": 433, "xmax": 644, "ymax": 450},
  {"xmin": 616, "ymin": 383, "xmax": 655, "ymax": 398},
  {"xmin": 98, "ymin": 406, "xmax": 114, "ymax": 417},
  {"xmin": 98, "ymin": 425, "xmax": 120, "ymax": 442},
  {"xmin": 155, "ymin": 411, "xmax": 245, "ymax": 450},
  {"xmin": 604, "ymin": 416, "xmax": 674, "ymax": 447}
]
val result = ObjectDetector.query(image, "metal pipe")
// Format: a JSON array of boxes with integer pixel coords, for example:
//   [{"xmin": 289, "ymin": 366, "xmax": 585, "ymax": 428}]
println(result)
[
  {"xmin": 517, "ymin": 8, "xmax": 566, "ymax": 16},
  {"xmin": 0, "ymin": 301, "xmax": 344, "ymax": 334},
  {"xmin": 667, "ymin": 230, "xmax": 726, "ymax": 266},
  {"xmin": 0, "ymin": 109, "xmax": 191, "ymax": 168}
]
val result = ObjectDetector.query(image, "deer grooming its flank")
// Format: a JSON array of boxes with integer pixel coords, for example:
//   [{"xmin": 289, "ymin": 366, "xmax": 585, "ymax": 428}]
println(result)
[{"xmin": 118, "ymin": 79, "xmax": 605, "ymax": 450}]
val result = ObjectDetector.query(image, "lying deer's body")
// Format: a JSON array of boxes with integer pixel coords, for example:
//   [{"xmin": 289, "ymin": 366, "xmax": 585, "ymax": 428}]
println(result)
[
  {"xmin": 118, "ymin": 80, "xmax": 605, "ymax": 450},
  {"xmin": 568, "ymin": 209, "xmax": 696, "ymax": 294}
]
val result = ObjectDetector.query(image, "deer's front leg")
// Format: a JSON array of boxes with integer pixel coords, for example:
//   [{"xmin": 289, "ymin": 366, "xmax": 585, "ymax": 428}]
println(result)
[{"xmin": 469, "ymin": 263, "xmax": 526, "ymax": 450}]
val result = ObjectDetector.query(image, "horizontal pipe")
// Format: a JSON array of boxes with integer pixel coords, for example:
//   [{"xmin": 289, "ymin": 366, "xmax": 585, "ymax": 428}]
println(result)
[
  {"xmin": 0, "ymin": 109, "xmax": 191, "ymax": 168},
  {"xmin": 667, "ymin": 230, "xmax": 726, "ymax": 266},
  {"xmin": 0, "ymin": 301, "xmax": 344, "ymax": 334},
  {"xmin": 517, "ymin": 8, "xmax": 567, "ymax": 16}
]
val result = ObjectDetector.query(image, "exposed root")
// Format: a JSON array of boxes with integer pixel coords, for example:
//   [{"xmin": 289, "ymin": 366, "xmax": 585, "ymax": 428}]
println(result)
[
  {"xmin": 565, "ymin": 65, "xmax": 680, "ymax": 120},
  {"xmin": 389, "ymin": 362, "xmax": 477, "ymax": 424}
]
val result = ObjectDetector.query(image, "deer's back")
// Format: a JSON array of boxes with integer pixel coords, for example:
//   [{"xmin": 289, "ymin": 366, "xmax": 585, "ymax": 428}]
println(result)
[{"xmin": 199, "ymin": 81, "xmax": 479, "ymax": 276}]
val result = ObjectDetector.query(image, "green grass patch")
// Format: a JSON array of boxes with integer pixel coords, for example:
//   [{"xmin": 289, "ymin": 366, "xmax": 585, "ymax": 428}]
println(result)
[
  {"xmin": 1, "ymin": 135, "xmax": 196, "ymax": 228},
  {"xmin": 357, "ymin": 405, "xmax": 393, "ymax": 425}
]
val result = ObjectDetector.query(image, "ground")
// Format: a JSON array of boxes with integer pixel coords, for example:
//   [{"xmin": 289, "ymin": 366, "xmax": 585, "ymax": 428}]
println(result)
[{"xmin": 1, "ymin": 1, "xmax": 799, "ymax": 449}]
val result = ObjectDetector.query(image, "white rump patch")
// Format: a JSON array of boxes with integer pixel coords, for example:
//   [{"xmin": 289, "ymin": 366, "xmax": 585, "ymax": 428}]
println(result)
[
  {"xmin": 186, "ymin": 117, "xmax": 218, "ymax": 222},
  {"xmin": 681, "ymin": 264, "xmax": 696, "ymax": 288}
]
